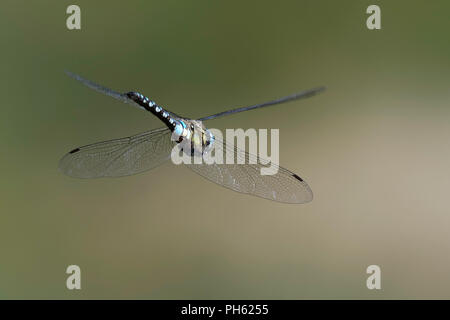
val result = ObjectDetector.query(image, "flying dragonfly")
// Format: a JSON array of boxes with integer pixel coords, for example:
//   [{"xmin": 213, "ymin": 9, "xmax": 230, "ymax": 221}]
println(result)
[{"xmin": 59, "ymin": 71, "xmax": 325, "ymax": 203}]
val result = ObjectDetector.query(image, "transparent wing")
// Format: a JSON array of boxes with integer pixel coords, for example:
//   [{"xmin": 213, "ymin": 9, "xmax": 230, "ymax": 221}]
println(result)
[
  {"xmin": 65, "ymin": 71, "xmax": 183, "ymax": 118},
  {"xmin": 65, "ymin": 71, "xmax": 142, "ymax": 109},
  {"xmin": 59, "ymin": 127, "xmax": 173, "ymax": 178},
  {"xmin": 185, "ymin": 138, "xmax": 313, "ymax": 204},
  {"xmin": 197, "ymin": 86, "xmax": 326, "ymax": 121}
]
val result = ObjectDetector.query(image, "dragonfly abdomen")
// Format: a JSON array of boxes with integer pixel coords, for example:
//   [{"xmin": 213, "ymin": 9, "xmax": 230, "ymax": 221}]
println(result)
[{"xmin": 126, "ymin": 92, "xmax": 177, "ymax": 130}]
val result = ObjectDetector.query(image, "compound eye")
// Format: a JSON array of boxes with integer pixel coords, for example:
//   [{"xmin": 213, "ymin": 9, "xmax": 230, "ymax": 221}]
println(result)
[
  {"xmin": 205, "ymin": 130, "xmax": 215, "ymax": 146},
  {"xmin": 174, "ymin": 121, "xmax": 183, "ymax": 136}
]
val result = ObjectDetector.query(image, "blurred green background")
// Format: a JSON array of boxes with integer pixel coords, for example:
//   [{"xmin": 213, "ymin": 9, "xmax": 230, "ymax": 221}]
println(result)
[{"xmin": 1, "ymin": 0, "xmax": 450, "ymax": 299}]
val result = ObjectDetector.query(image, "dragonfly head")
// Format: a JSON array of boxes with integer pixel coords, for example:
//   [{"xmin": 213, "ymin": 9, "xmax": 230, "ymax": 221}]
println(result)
[{"xmin": 203, "ymin": 129, "xmax": 215, "ymax": 148}]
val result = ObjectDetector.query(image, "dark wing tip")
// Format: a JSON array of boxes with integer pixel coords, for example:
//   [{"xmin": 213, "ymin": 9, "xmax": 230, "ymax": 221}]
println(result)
[
  {"xmin": 292, "ymin": 174, "xmax": 304, "ymax": 182},
  {"xmin": 69, "ymin": 148, "xmax": 80, "ymax": 154}
]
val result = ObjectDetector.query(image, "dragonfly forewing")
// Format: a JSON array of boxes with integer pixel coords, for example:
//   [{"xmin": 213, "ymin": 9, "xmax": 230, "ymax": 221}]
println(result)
[{"xmin": 59, "ymin": 127, "xmax": 173, "ymax": 178}]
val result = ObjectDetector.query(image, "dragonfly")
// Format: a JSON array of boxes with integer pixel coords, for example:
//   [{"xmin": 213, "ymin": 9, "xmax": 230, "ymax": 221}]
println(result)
[{"xmin": 59, "ymin": 71, "xmax": 325, "ymax": 203}]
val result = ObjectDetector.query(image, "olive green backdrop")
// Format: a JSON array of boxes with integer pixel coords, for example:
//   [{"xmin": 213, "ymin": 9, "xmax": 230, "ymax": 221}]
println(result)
[{"xmin": 1, "ymin": 1, "xmax": 450, "ymax": 298}]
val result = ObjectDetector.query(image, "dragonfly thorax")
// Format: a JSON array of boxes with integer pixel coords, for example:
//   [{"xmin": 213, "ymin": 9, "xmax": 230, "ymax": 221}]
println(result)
[{"xmin": 172, "ymin": 119, "xmax": 215, "ymax": 156}]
